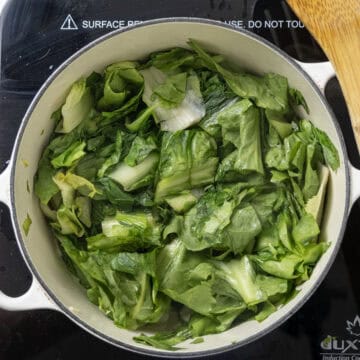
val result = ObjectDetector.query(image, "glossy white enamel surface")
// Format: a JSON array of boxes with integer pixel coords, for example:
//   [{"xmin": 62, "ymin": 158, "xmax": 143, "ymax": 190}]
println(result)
[
  {"xmin": 0, "ymin": 163, "xmax": 11, "ymax": 207},
  {"xmin": 0, "ymin": 277, "xmax": 57, "ymax": 311},
  {"xmin": 297, "ymin": 61, "xmax": 335, "ymax": 95},
  {"xmin": 349, "ymin": 163, "xmax": 360, "ymax": 211}
]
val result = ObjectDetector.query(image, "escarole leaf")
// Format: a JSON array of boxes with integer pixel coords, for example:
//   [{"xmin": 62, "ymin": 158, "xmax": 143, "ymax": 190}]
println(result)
[
  {"xmin": 289, "ymin": 87, "xmax": 309, "ymax": 114},
  {"xmin": 97, "ymin": 130, "xmax": 123, "ymax": 178},
  {"xmin": 34, "ymin": 154, "xmax": 59, "ymax": 205},
  {"xmin": 223, "ymin": 205, "xmax": 262, "ymax": 254},
  {"xmin": 156, "ymin": 239, "xmax": 247, "ymax": 319},
  {"xmin": 152, "ymin": 72, "xmax": 187, "ymax": 108},
  {"xmin": 190, "ymin": 130, "xmax": 219, "ymax": 186},
  {"xmin": 53, "ymin": 171, "xmax": 99, "ymax": 207},
  {"xmin": 111, "ymin": 250, "xmax": 157, "ymax": 276},
  {"xmin": 305, "ymin": 165, "xmax": 329, "ymax": 225},
  {"xmin": 101, "ymin": 89, "xmax": 143, "ymax": 124},
  {"xmin": 60, "ymin": 172, "xmax": 98, "ymax": 197},
  {"xmin": 134, "ymin": 328, "xmax": 192, "ymax": 351},
  {"xmin": 313, "ymin": 127, "xmax": 340, "ymax": 170},
  {"xmin": 109, "ymin": 152, "xmax": 159, "ymax": 191},
  {"xmin": 56, "ymin": 204, "xmax": 85, "ymax": 236},
  {"xmin": 87, "ymin": 211, "xmax": 162, "ymax": 252},
  {"xmin": 53, "ymin": 172, "xmax": 75, "ymax": 207},
  {"xmin": 98, "ymin": 61, "xmax": 143, "ymax": 111},
  {"xmin": 216, "ymin": 99, "xmax": 264, "ymax": 181},
  {"xmin": 95, "ymin": 177, "xmax": 135, "ymax": 208},
  {"xmin": 292, "ymin": 213, "xmax": 319, "ymax": 245},
  {"xmin": 189, "ymin": 40, "xmax": 289, "ymax": 112},
  {"xmin": 256, "ymin": 274, "xmax": 288, "ymax": 299},
  {"xmin": 198, "ymin": 71, "xmax": 238, "ymax": 139},
  {"xmin": 254, "ymin": 253, "xmax": 303, "ymax": 279},
  {"xmin": 165, "ymin": 192, "xmax": 197, "ymax": 213},
  {"xmin": 75, "ymin": 196, "xmax": 92, "ymax": 228},
  {"xmin": 141, "ymin": 67, "xmax": 205, "ymax": 131},
  {"xmin": 265, "ymin": 109, "xmax": 292, "ymax": 139},
  {"xmin": 125, "ymin": 106, "xmax": 155, "ymax": 132},
  {"xmin": 179, "ymin": 189, "xmax": 236, "ymax": 251},
  {"xmin": 98, "ymin": 69, "xmax": 128, "ymax": 110},
  {"xmin": 99, "ymin": 63, "xmax": 144, "ymax": 124},
  {"xmin": 124, "ymin": 135, "xmax": 157, "ymax": 167},
  {"xmin": 58, "ymin": 235, "xmax": 170, "ymax": 330},
  {"xmin": 155, "ymin": 130, "xmax": 218, "ymax": 201},
  {"xmin": 51, "ymin": 141, "xmax": 86, "ymax": 168},
  {"xmin": 302, "ymin": 144, "xmax": 320, "ymax": 201},
  {"xmin": 179, "ymin": 186, "xmax": 269, "ymax": 254},
  {"xmin": 214, "ymin": 256, "xmax": 266, "ymax": 306},
  {"xmin": 146, "ymin": 47, "xmax": 196, "ymax": 72},
  {"xmin": 56, "ymin": 78, "xmax": 93, "ymax": 133}
]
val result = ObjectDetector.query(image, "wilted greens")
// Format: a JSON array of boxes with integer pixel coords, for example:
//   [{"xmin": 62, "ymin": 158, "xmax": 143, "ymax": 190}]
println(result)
[{"xmin": 34, "ymin": 40, "xmax": 339, "ymax": 350}]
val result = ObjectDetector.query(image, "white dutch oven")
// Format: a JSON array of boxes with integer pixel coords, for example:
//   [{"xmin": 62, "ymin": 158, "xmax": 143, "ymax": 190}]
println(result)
[{"xmin": 0, "ymin": 19, "xmax": 359, "ymax": 357}]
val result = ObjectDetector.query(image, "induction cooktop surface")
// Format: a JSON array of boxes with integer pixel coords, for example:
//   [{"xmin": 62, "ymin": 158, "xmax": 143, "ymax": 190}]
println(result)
[{"xmin": 0, "ymin": 1, "xmax": 359, "ymax": 359}]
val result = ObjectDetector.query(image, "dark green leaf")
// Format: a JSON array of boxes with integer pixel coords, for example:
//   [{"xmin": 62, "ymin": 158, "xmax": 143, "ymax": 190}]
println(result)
[
  {"xmin": 313, "ymin": 127, "xmax": 340, "ymax": 170},
  {"xmin": 34, "ymin": 154, "xmax": 59, "ymax": 205}
]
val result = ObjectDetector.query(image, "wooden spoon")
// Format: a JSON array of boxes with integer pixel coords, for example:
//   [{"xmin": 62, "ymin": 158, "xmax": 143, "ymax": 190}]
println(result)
[{"xmin": 287, "ymin": 0, "xmax": 360, "ymax": 152}]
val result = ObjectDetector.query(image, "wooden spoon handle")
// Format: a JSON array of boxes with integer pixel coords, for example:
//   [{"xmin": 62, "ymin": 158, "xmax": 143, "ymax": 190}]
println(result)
[{"xmin": 287, "ymin": 0, "xmax": 360, "ymax": 153}]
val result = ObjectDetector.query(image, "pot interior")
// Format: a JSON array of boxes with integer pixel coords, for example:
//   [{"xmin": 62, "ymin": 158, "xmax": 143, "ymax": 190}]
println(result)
[{"xmin": 12, "ymin": 20, "xmax": 348, "ymax": 355}]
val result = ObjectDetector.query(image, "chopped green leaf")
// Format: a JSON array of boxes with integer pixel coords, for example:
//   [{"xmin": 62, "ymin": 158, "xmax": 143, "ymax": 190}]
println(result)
[
  {"xmin": 57, "ymin": 78, "xmax": 93, "ymax": 133},
  {"xmin": 109, "ymin": 152, "xmax": 159, "ymax": 191},
  {"xmin": 51, "ymin": 141, "xmax": 86, "ymax": 168},
  {"xmin": 141, "ymin": 67, "xmax": 205, "ymax": 131},
  {"xmin": 22, "ymin": 213, "xmax": 32, "ymax": 236}
]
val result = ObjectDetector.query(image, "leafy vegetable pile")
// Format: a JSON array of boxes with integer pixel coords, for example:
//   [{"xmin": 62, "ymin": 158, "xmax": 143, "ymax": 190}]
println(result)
[{"xmin": 34, "ymin": 40, "xmax": 339, "ymax": 350}]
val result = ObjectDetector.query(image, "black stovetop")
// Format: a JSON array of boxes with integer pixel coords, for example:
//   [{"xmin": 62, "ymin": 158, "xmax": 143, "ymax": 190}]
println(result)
[{"xmin": 0, "ymin": 1, "xmax": 359, "ymax": 359}]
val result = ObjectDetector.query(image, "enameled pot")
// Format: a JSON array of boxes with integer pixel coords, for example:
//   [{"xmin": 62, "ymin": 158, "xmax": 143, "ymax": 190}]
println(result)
[{"xmin": 0, "ymin": 19, "xmax": 359, "ymax": 358}]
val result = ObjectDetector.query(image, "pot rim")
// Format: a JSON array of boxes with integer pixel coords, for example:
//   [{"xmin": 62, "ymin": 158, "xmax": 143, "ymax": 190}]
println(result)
[{"xmin": 9, "ymin": 17, "xmax": 351, "ymax": 358}]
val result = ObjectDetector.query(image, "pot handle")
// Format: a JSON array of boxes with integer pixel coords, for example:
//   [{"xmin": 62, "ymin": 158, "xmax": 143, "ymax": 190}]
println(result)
[
  {"xmin": 0, "ymin": 277, "xmax": 59, "ymax": 311},
  {"xmin": 349, "ymin": 163, "xmax": 360, "ymax": 211},
  {"xmin": 295, "ymin": 60, "xmax": 335, "ymax": 95},
  {"xmin": 0, "ymin": 164, "xmax": 59, "ymax": 311},
  {"xmin": 0, "ymin": 163, "xmax": 11, "ymax": 207}
]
